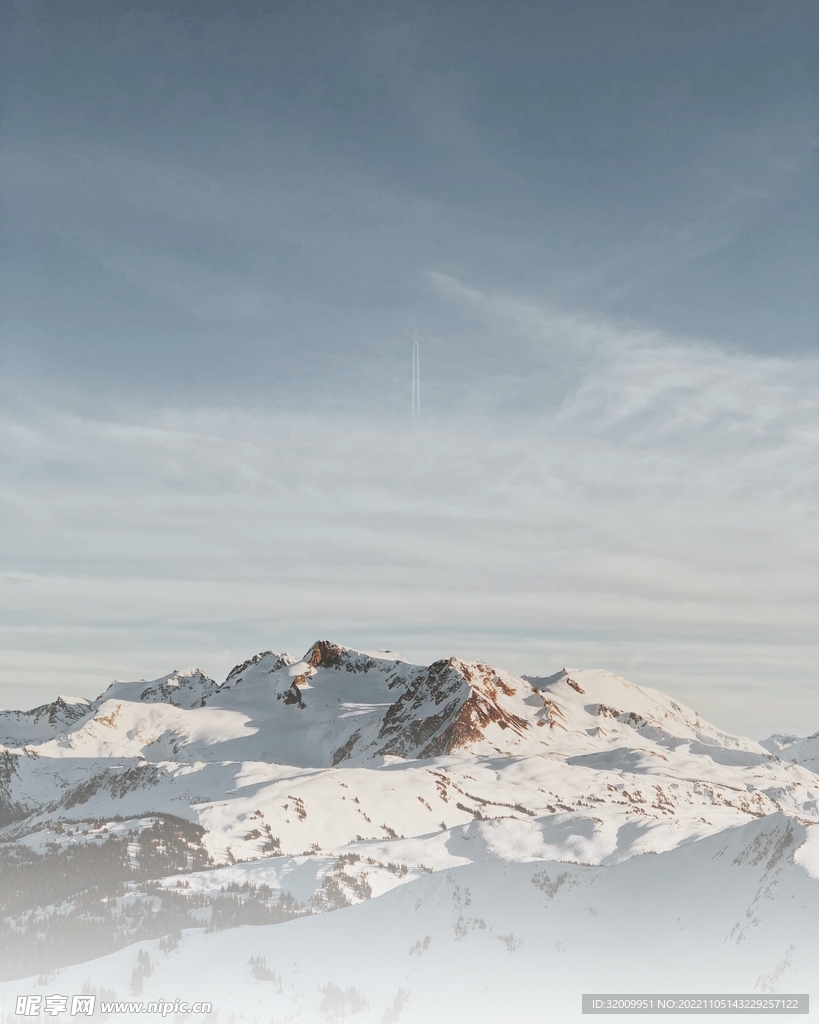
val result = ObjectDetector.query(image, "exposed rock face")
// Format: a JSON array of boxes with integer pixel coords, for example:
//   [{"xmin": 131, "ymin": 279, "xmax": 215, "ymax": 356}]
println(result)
[
  {"xmin": 306, "ymin": 640, "xmax": 346, "ymax": 670},
  {"xmin": 331, "ymin": 729, "xmax": 361, "ymax": 766},
  {"xmin": 375, "ymin": 659, "xmax": 469, "ymax": 758},
  {"xmin": 38, "ymin": 697, "xmax": 91, "ymax": 727},
  {"xmin": 305, "ymin": 641, "xmax": 382, "ymax": 675},
  {"xmin": 0, "ymin": 697, "xmax": 93, "ymax": 747},
  {"xmin": 374, "ymin": 658, "xmax": 529, "ymax": 759},
  {"xmin": 433, "ymin": 687, "xmax": 529, "ymax": 755},
  {"xmin": 282, "ymin": 683, "xmax": 304, "ymax": 707},
  {"xmin": 137, "ymin": 670, "xmax": 220, "ymax": 709}
]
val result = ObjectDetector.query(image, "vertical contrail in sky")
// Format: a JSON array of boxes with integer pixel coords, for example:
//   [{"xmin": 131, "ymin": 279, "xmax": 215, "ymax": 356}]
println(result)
[{"xmin": 412, "ymin": 333, "xmax": 421, "ymax": 423}]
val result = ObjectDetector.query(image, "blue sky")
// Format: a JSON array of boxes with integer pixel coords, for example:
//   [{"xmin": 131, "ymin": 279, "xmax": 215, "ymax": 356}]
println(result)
[{"xmin": 1, "ymin": 0, "xmax": 817, "ymax": 735}]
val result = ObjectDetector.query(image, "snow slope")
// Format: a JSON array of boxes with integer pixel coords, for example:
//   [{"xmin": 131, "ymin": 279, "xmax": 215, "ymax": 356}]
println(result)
[{"xmin": 2, "ymin": 814, "xmax": 817, "ymax": 1023}]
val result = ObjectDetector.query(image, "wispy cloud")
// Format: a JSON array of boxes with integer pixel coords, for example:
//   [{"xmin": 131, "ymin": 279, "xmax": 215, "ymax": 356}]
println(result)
[{"xmin": 2, "ymin": 283, "xmax": 817, "ymax": 735}]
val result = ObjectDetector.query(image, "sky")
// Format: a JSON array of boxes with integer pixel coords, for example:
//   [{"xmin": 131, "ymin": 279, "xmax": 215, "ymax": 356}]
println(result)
[{"xmin": 1, "ymin": 0, "xmax": 817, "ymax": 737}]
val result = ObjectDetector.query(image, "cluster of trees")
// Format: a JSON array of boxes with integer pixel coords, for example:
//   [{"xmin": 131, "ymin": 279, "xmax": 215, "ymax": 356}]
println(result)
[
  {"xmin": 1, "ymin": 883, "xmax": 205, "ymax": 980},
  {"xmin": 0, "ymin": 815, "xmax": 211, "ymax": 918},
  {"xmin": 0, "ymin": 815, "xmax": 307, "ymax": 980},
  {"xmin": 207, "ymin": 885, "xmax": 307, "ymax": 931},
  {"xmin": 319, "ymin": 983, "xmax": 369, "ymax": 1017}
]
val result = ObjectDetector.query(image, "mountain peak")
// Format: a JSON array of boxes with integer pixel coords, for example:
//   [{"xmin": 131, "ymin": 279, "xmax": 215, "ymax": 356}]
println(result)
[
  {"xmin": 224, "ymin": 650, "xmax": 297, "ymax": 685},
  {"xmin": 305, "ymin": 640, "xmax": 347, "ymax": 669},
  {"xmin": 98, "ymin": 669, "xmax": 219, "ymax": 709},
  {"xmin": 302, "ymin": 641, "xmax": 409, "ymax": 675}
]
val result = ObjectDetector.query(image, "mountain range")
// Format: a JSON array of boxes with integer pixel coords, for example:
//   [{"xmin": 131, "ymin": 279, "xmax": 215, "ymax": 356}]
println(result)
[{"xmin": 1, "ymin": 642, "xmax": 817, "ymax": 1022}]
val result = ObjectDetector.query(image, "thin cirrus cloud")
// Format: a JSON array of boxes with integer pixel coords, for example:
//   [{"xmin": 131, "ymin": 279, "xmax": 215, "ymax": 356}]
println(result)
[
  {"xmin": 2, "ymin": 281, "xmax": 816, "ymax": 738},
  {"xmin": 2, "ymin": 93, "xmax": 815, "ymax": 402}
]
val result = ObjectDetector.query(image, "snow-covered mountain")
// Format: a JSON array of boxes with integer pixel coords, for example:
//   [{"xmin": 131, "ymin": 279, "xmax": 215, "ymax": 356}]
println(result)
[
  {"xmin": 1, "ymin": 642, "xmax": 818, "ymax": 1021},
  {"xmin": 761, "ymin": 731, "xmax": 819, "ymax": 773}
]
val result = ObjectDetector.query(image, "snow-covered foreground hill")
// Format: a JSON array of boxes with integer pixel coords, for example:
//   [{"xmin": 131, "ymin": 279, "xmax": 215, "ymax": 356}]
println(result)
[
  {"xmin": 4, "ymin": 814, "xmax": 818, "ymax": 1023},
  {"xmin": 1, "ymin": 642, "xmax": 818, "ymax": 1022}
]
